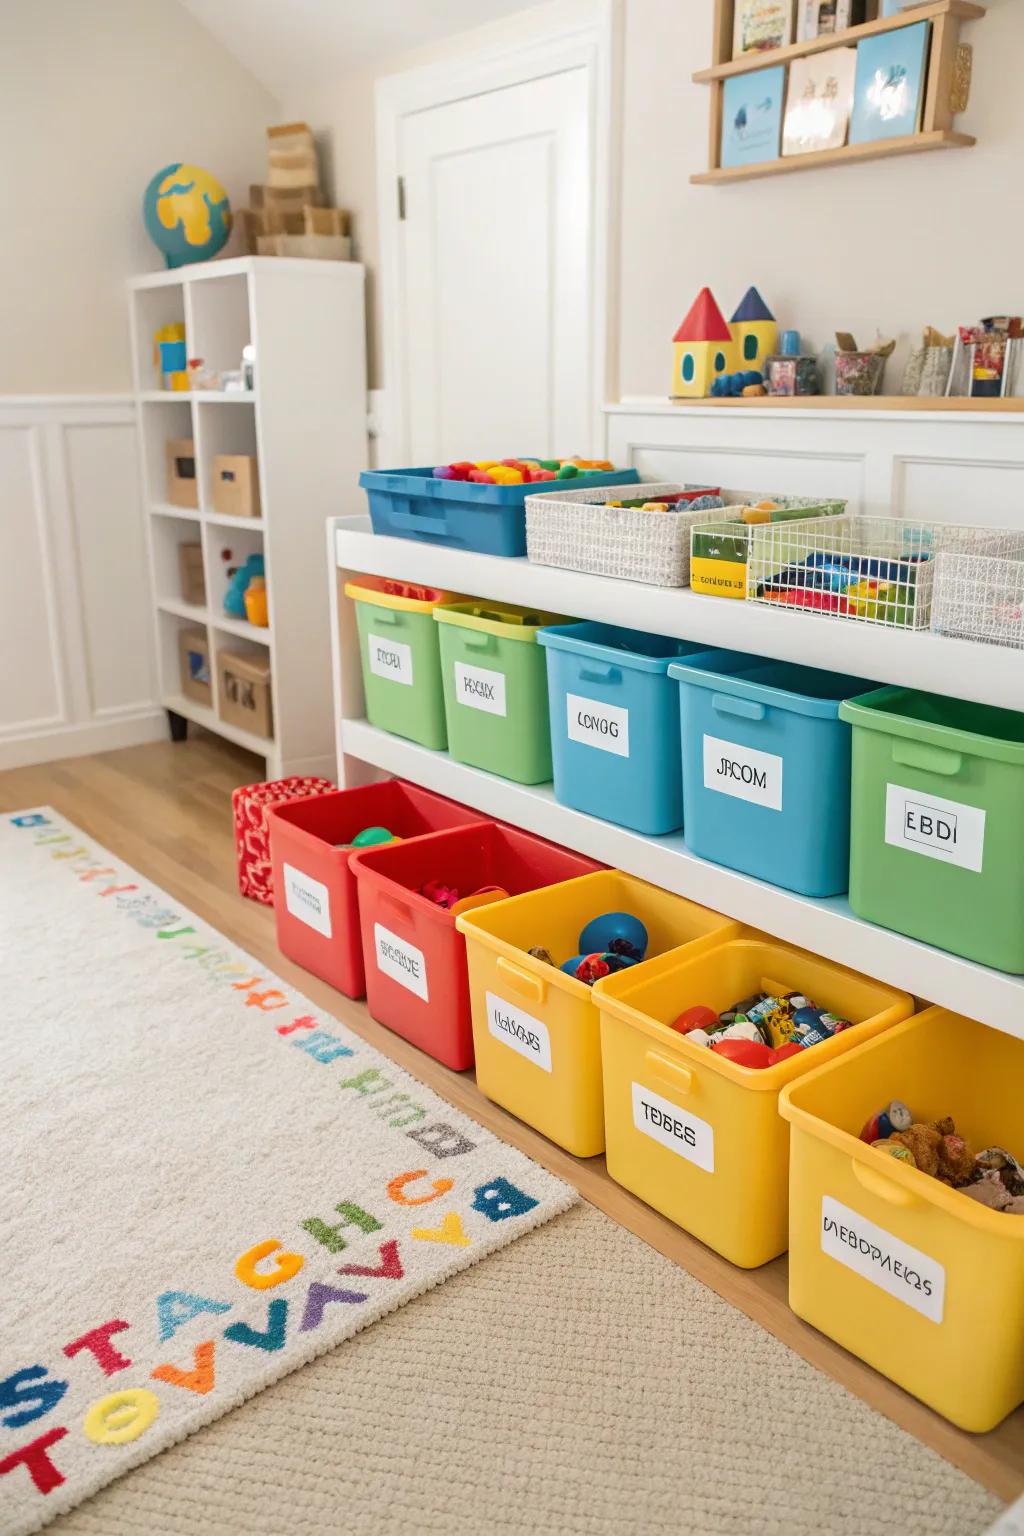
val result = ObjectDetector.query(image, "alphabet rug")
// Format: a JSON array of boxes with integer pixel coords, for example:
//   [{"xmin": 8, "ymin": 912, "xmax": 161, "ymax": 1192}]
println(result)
[{"xmin": 0, "ymin": 810, "xmax": 576, "ymax": 1533}]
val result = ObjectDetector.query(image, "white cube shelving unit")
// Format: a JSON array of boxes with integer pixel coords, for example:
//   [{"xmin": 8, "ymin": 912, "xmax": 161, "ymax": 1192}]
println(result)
[{"xmin": 129, "ymin": 256, "xmax": 368, "ymax": 778}]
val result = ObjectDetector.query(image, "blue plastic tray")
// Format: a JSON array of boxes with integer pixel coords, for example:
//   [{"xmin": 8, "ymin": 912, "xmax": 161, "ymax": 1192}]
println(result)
[{"xmin": 359, "ymin": 465, "xmax": 640, "ymax": 558}]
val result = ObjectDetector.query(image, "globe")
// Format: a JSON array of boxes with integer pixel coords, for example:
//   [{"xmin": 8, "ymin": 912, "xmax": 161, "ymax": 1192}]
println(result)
[{"xmin": 143, "ymin": 163, "xmax": 232, "ymax": 269}]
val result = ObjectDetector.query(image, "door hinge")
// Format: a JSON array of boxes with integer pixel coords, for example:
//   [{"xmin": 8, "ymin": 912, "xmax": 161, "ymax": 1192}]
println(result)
[{"xmin": 397, "ymin": 176, "xmax": 406, "ymax": 221}]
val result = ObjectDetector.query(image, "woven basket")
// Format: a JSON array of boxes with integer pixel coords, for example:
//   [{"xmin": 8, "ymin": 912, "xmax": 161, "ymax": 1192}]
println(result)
[
  {"xmin": 524, "ymin": 483, "xmax": 735, "ymax": 587},
  {"xmin": 525, "ymin": 483, "xmax": 843, "ymax": 588}
]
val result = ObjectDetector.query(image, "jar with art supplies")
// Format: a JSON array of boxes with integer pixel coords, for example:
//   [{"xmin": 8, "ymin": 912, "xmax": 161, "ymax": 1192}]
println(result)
[{"xmin": 834, "ymin": 332, "xmax": 894, "ymax": 396}]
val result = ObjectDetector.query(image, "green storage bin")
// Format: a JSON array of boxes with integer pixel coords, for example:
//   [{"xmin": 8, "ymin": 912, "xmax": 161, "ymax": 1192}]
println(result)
[
  {"xmin": 435, "ymin": 602, "xmax": 569, "ymax": 784},
  {"xmin": 347, "ymin": 577, "xmax": 464, "ymax": 750},
  {"xmin": 841, "ymin": 688, "xmax": 1024, "ymax": 972}
]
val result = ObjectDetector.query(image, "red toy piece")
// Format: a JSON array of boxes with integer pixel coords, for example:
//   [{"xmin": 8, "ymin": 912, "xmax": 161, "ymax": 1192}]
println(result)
[
  {"xmin": 576, "ymin": 953, "xmax": 611, "ymax": 985},
  {"xmin": 232, "ymin": 776, "xmax": 335, "ymax": 905},
  {"xmin": 670, "ymin": 1004, "xmax": 720, "ymax": 1035},
  {"xmin": 421, "ymin": 879, "xmax": 460, "ymax": 909},
  {"xmin": 768, "ymin": 1042, "xmax": 804, "ymax": 1065},
  {"xmin": 711, "ymin": 1037, "xmax": 773, "ymax": 1069}
]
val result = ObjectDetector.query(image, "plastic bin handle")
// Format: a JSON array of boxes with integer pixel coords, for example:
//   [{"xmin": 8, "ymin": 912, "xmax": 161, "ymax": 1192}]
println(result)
[
  {"xmin": 370, "ymin": 607, "xmax": 402, "ymax": 626},
  {"xmin": 851, "ymin": 1158, "xmax": 922, "ymax": 1208},
  {"xmin": 644, "ymin": 1049, "xmax": 694, "ymax": 1098},
  {"xmin": 891, "ymin": 739, "xmax": 963, "ymax": 777},
  {"xmin": 496, "ymin": 956, "xmax": 547, "ymax": 1003},
  {"xmin": 386, "ymin": 505, "xmax": 448, "ymax": 531},
  {"xmin": 379, "ymin": 890, "xmax": 415, "ymax": 923},
  {"xmin": 711, "ymin": 693, "xmax": 766, "ymax": 722},
  {"xmin": 579, "ymin": 664, "xmax": 622, "ymax": 686},
  {"xmin": 461, "ymin": 631, "xmax": 497, "ymax": 653}
]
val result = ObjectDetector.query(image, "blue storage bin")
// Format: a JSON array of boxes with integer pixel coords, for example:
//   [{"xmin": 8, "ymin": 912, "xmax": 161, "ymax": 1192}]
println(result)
[
  {"xmin": 668, "ymin": 650, "xmax": 874, "ymax": 897},
  {"xmin": 538, "ymin": 623, "xmax": 705, "ymax": 835},
  {"xmin": 359, "ymin": 466, "xmax": 639, "ymax": 558}
]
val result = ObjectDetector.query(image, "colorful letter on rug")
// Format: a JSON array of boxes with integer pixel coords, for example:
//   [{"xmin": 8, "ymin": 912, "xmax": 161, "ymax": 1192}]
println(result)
[{"xmin": 0, "ymin": 810, "xmax": 576, "ymax": 1533}]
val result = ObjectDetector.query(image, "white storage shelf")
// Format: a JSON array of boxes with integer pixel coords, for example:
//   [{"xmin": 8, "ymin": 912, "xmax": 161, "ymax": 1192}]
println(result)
[
  {"xmin": 330, "ymin": 514, "xmax": 1024, "ymax": 1038},
  {"xmin": 131, "ymin": 257, "xmax": 368, "ymax": 778}
]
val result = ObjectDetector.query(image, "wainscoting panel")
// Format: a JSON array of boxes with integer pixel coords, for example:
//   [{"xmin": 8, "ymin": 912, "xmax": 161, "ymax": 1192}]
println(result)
[
  {"xmin": 0, "ymin": 398, "xmax": 162, "ymax": 770},
  {"xmin": 606, "ymin": 403, "xmax": 1024, "ymax": 532}
]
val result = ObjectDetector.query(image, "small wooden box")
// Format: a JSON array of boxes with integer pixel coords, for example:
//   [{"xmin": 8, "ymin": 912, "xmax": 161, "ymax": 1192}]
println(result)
[
  {"xmin": 167, "ymin": 437, "xmax": 199, "ymax": 509},
  {"xmin": 178, "ymin": 627, "xmax": 211, "ymax": 706},
  {"xmin": 218, "ymin": 649, "xmax": 273, "ymax": 738},
  {"xmin": 211, "ymin": 454, "xmax": 261, "ymax": 519},
  {"xmin": 178, "ymin": 542, "xmax": 206, "ymax": 606}
]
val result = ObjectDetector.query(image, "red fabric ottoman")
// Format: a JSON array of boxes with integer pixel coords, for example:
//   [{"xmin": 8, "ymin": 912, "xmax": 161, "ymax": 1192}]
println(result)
[{"xmin": 232, "ymin": 777, "xmax": 335, "ymax": 904}]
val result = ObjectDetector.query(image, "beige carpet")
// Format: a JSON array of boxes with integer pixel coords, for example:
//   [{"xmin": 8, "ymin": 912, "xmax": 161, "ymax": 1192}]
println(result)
[{"xmin": 54, "ymin": 1202, "xmax": 1002, "ymax": 1536}]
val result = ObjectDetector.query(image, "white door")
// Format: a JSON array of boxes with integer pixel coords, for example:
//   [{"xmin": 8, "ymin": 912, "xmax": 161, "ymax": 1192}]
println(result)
[{"xmin": 397, "ymin": 68, "xmax": 592, "ymax": 463}]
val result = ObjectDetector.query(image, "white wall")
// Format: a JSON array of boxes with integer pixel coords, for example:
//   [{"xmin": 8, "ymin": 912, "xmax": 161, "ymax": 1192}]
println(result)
[
  {"xmin": 0, "ymin": 0, "xmax": 280, "ymax": 394},
  {"xmin": 619, "ymin": 0, "xmax": 1021, "ymax": 396},
  {"xmin": 295, "ymin": 0, "xmax": 1019, "ymax": 397}
]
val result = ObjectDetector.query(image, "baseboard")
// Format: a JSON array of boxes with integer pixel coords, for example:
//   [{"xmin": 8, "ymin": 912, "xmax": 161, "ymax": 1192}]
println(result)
[{"xmin": 0, "ymin": 710, "xmax": 166, "ymax": 771}]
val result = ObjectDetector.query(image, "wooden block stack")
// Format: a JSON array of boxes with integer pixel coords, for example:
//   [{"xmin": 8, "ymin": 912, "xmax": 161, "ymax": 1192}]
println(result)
[{"xmin": 241, "ymin": 123, "xmax": 352, "ymax": 261}]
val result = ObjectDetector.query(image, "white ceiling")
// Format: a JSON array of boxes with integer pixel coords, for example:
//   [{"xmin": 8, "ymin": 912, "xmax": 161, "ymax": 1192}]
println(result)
[{"xmin": 180, "ymin": 0, "xmax": 542, "ymax": 99}]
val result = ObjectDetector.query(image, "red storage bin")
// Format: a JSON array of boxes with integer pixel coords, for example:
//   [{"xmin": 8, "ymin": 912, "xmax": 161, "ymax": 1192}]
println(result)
[
  {"xmin": 351, "ymin": 822, "xmax": 603, "ymax": 1070},
  {"xmin": 267, "ymin": 779, "xmax": 485, "ymax": 998}
]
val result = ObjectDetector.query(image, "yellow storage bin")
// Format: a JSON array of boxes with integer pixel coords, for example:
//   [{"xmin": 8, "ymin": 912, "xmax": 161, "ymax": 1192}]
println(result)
[
  {"xmin": 596, "ymin": 936, "xmax": 913, "ymax": 1268},
  {"xmin": 780, "ymin": 1007, "xmax": 1024, "ymax": 1432},
  {"xmin": 455, "ymin": 870, "xmax": 739, "ymax": 1157}
]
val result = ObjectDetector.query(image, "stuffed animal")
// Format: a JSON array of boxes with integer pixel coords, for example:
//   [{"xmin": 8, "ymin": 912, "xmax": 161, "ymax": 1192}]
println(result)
[{"xmin": 891, "ymin": 1123, "xmax": 942, "ymax": 1176}]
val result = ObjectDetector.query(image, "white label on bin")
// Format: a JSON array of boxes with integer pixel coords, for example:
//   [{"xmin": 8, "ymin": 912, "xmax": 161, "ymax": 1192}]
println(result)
[
  {"xmin": 821, "ymin": 1196, "xmax": 945, "ymax": 1323},
  {"xmin": 373, "ymin": 923, "xmax": 428, "ymax": 1001},
  {"xmin": 884, "ymin": 783, "xmax": 985, "ymax": 873},
  {"xmin": 703, "ymin": 735, "xmax": 783, "ymax": 811},
  {"xmin": 368, "ymin": 633, "xmax": 413, "ymax": 686},
  {"xmin": 485, "ymin": 992, "xmax": 552, "ymax": 1072},
  {"xmin": 631, "ymin": 1083, "xmax": 714, "ymax": 1173},
  {"xmin": 455, "ymin": 661, "xmax": 507, "ymax": 717},
  {"xmin": 282, "ymin": 863, "xmax": 332, "ymax": 939},
  {"xmin": 566, "ymin": 693, "xmax": 630, "ymax": 758}
]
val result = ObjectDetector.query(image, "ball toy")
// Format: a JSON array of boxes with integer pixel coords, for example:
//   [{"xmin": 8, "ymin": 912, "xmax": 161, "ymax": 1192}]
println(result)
[
  {"xmin": 578, "ymin": 912, "xmax": 648, "ymax": 963},
  {"xmin": 143, "ymin": 163, "xmax": 231, "ymax": 269},
  {"xmin": 350, "ymin": 825, "xmax": 396, "ymax": 848},
  {"xmin": 670, "ymin": 1005, "xmax": 719, "ymax": 1036},
  {"xmin": 767, "ymin": 1042, "xmax": 804, "ymax": 1065},
  {"xmin": 560, "ymin": 954, "xmax": 586, "ymax": 977},
  {"xmin": 711, "ymin": 1037, "xmax": 773, "ymax": 1069}
]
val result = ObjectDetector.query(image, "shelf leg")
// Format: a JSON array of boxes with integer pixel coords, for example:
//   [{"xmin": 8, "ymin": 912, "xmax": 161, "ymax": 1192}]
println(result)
[{"xmin": 166, "ymin": 709, "xmax": 188, "ymax": 743}]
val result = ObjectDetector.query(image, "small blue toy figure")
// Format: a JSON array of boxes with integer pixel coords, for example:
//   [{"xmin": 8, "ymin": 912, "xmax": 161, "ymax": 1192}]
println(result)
[
  {"xmin": 710, "ymin": 368, "xmax": 765, "ymax": 398},
  {"xmin": 224, "ymin": 554, "xmax": 265, "ymax": 618}
]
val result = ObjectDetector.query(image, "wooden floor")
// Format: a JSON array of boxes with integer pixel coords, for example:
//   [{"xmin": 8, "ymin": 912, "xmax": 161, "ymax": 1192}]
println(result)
[{"xmin": 3, "ymin": 731, "xmax": 1022, "ymax": 1502}]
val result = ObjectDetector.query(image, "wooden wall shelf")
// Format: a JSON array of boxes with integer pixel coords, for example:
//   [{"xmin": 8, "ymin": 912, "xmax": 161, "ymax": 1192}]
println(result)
[
  {"xmin": 666, "ymin": 393, "xmax": 1024, "ymax": 413},
  {"xmin": 696, "ymin": 0, "xmax": 982, "ymax": 186},
  {"xmin": 694, "ymin": 0, "xmax": 984, "ymax": 82},
  {"xmin": 691, "ymin": 128, "xmax": 974, "ymax": 183}
]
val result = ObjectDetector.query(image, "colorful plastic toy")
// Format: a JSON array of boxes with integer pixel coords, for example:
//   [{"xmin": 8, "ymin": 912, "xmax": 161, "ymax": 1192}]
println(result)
[
  {"xmin": 670, "ymin": 288, "xmax": 737, "ymax": 399},
  {"xmin": 351, "ymin": 825, "xmax": 396, "ymax": 848},
  {"xmin": 578, "ymin": 911, "xmax": 649, "ymax": 961},
  {"xmin": 859, "ymin": 1099, "xmax": 913, "ymax": 1143},
  {"xmin": 710, "ymin": 368, "xmax": 765, "ymax": 398},
  {"xmin": 224, "ymin": 554, "xmax": 265, "ymax": 618},
  {"xmin": 670, "ymin": 1005, "xmax": 719, "ymax": 1035},
  {"xmin": 449, "ymin": 885, "xmax": 509, "ymax": 917}
]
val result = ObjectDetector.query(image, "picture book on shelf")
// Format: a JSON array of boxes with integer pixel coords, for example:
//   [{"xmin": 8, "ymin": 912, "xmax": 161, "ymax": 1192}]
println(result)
[
  {"xmin": 796, "ymin": 0, "xmax": 865, "ymax": 40},
  {"xmin": 848, "ymin": 20, "xmax": 930, "ymax": 144},
  {"xmin": 782, "ymin": 46, "xmax": 857, "ymax": 155},
  {"xmin": 733, "ymin": 0, "xmax": 794, "ymax": 57},
  {"xmin": 721, "ymin": 66, "xmax": 786, "ymax": 168}
]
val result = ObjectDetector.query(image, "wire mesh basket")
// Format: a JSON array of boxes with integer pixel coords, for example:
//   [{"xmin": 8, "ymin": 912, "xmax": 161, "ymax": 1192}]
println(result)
[
  {"xmin": 689, "ymin": 500, "xmax": 847, "ymax": 599},
  {"xmin": 747, "ymin": 516, "xmax": 1022, "ymax": 629},
  {"xmin": 931, "ymin": 544, "xmax": 1024, "ymax": 648},
  {"xmin": 526, "ymin": 483, "xmax": 845, "ymax": 589}
]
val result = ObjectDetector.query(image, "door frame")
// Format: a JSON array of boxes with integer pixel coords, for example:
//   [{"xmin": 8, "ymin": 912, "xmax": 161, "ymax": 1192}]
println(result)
[{"xmin": 375, "ymin": 0, "xmax": 618, "ymax": 465}]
